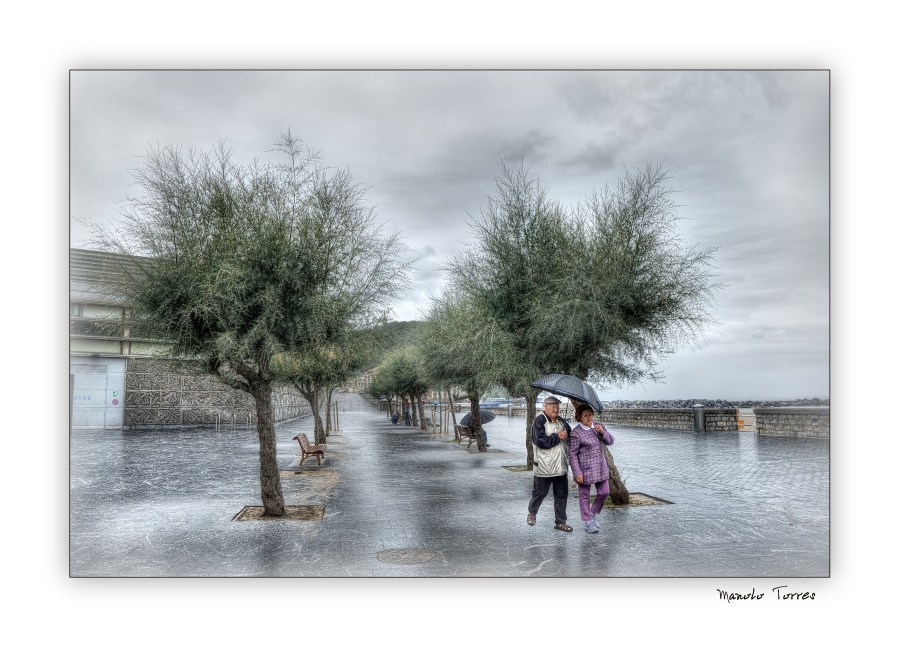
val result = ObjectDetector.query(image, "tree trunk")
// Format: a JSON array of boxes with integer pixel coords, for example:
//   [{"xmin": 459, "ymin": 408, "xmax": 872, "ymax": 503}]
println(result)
[
  {"xmin": 525, "ymin": 392, "xmax": 537, "ymax": 468},
  {"xmin": 250, "ymin": 380, "xmax": 285, "ymax": 517},
  {"xmin": 416, "ymin": 392, "xmax": 427, "ymax": 430},
  {"xmin": 447, "ymin": 388, "xmax": 458, "ymax": 427},
  {"xmin": 296, "ymin": 381, "xmax": 326, "ymax": 446},
  {"xmin": 312, "ymin": 384, "xmax": 326, "ymax": 445},
  {"xmin": 406, "ymin": 393, "xmax": 419, "ymax": 427},
  {"xmin": 605, "ymin": 446, "xmax": 629, "ymax": 504},
  {"xmin": 469, "ymin": 393, "xmax": 487, "ymax": 452}
]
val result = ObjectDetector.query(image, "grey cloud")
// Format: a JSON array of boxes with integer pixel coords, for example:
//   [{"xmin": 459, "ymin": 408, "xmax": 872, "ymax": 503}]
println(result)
[
  {"xmin": 498, "ymin": 128, "xmax": 555, "ymax": 165},
  {"xmin": 69, "ymin": 70, "xmax": 829, "ymax": 398},
  {"xmin": 561, "ymin": 130, "xmax": 635, "ymax": 171},
  {"xmin": 755, "ymin": 72, "xmax": 793, "ymax": 109}
]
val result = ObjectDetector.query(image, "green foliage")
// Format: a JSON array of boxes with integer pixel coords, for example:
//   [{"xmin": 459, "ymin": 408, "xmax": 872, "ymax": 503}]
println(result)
[
  {"xmin": 441, "ymin": 161, "xmax": 720, "ymax": 391},
  {"xmin": 533, "ymin": 162, "xmax": 722, "ymax": 383},
  {"xmin": 369, "ymin": 345, "xmax": 430, "ymax": 398},
  {"xmin": 418, "ymin": 293, "xmax": 517, "ymax": 395},
  {"xmin": 90, "ymin": 132, "xmax": 412, "ymax": 389}
]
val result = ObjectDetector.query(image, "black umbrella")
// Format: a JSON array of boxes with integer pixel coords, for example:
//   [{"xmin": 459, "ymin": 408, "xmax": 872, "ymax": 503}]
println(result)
[
  {"xmin": 530, "ymin": 374, "xmax": 603, "ymax": 412},
  {"xmin": 459, "ymin": 410, "xmax": 497, "ymax": 427}
]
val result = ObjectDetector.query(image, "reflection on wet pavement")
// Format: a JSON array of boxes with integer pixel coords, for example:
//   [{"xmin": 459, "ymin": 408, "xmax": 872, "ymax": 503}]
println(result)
[{"xmin": 70, "ymin": 393, "xmax": 828, "ymax": 577}]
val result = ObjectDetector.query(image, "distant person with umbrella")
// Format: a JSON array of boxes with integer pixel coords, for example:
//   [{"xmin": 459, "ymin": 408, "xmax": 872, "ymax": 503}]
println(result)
[
  {"xmin": 569, "ymin": 403, "xmax": 615, "ymax": 533},
  {"xmin": 460, "ymin": 409, "xmax": 495, "ymax": 447},
  {"xmin": 527, "ymin": 395, "xmax": 573, "ymax": 532}
]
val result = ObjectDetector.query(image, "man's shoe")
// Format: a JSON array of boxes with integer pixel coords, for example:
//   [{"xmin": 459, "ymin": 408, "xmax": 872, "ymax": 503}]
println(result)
[{"xmin": 527, "ymin": 513, "xmax": 536, "ymax": 526}]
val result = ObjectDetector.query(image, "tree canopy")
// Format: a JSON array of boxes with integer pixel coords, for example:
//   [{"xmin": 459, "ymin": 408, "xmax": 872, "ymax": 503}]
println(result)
[
  {"xmin": 90, "ymin": 131, "xmax": 412, "ymax": 515},
  {"xmin": 436, "ymin": 161, "xmax": 721, "ymax": 469}
]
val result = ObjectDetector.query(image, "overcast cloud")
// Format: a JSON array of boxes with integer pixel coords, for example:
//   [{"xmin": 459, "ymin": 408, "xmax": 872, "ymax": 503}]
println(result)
[{"xmin": 70, "ymin": 70, "xmax": 829, "ymax": 401}]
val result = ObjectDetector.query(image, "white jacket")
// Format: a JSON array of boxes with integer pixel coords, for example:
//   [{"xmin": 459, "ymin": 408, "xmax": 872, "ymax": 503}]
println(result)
[{"xmin": 532, "ymin": 412, "xmax": 571, "ymax": 477}]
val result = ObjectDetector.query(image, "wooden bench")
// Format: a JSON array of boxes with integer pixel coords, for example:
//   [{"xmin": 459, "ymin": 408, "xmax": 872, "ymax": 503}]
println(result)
[
  {"xmin": 292, "ymin": 433, "xmax": 326, "ymax": 466},
  {"xmin": 455, "ymin": 424, "xmax": 478, "ymax": 449}
]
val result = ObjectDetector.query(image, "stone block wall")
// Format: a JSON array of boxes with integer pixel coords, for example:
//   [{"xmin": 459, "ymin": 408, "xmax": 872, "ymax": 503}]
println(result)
[
  {"xmin": 598, "ymin": 408, "xmax": 695, "ymax": 430},
  {"xmin": 381, "ymin": 401, "xmax": 827, "ymax": 437},
  {"xmin": 755, "ymin": 407, "xmax": 830, "ymax": 438},
  {"xmin": 704, "ymin": 409, "xmax": 741, "ymax": 431},
  {"xmin": 124, "ymin": 358, "xmax": 311, "ymax": 428}
]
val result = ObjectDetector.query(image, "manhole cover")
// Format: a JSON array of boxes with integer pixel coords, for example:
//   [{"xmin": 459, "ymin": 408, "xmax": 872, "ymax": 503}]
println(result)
[
  {"xmin": 376, "ymin": 548, "xmax": 443, "ymax": 565},
  {"xmin": 233, "ymin": 505, "xmax": 325, "ymax": 521}
]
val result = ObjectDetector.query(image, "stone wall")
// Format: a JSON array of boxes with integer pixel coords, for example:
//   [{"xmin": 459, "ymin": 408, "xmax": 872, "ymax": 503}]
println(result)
[
  {"xmin": 508, "ymin": 405, "xmax": 818, "ymax": 436},
  {"xmin": 755, "ymin": 407, "xmax": 830, "ymax": 438},
  {"xmin": 703, "ymin": 409, "xmax": 741, "ymax": 431},
  {"xmin": 124, "ymin": 358, "xmax": 311, "ymax": 428},
  {"xmin": 598, "ymin": 408, "xmax": 694, "ymax": 430},
  {"xmin": 375, "ymin": 398, "xmax": 829, "ymax": 437}
]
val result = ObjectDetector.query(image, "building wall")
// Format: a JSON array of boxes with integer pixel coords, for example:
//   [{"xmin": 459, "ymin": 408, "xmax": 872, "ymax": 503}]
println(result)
[{"xmin": 70, "ymin": 357, "xmax": 127, "ymax": 429}]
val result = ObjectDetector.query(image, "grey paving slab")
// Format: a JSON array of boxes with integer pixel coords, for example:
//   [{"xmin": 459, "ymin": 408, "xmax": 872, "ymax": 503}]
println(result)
[{"xmin": 70, "ymin": 392, "xmax": 829, "ymax": 577}]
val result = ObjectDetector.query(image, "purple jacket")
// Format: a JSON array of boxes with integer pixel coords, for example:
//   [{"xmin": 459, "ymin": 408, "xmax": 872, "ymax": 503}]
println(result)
[{"xmin": 568, "ymin": 422, "xmax": 615, "ymax": 484}]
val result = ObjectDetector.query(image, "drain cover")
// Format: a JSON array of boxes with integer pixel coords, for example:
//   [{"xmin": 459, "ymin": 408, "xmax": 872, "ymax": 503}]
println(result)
[{"xmin": 376, "ymin": 548, "xmax": 442, "ymax": 565}]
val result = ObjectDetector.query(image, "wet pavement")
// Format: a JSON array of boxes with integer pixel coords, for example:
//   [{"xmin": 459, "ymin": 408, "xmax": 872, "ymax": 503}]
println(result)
[{"xmin": 70, "ymin": 393, "xmax": 829, "ymax": 577}]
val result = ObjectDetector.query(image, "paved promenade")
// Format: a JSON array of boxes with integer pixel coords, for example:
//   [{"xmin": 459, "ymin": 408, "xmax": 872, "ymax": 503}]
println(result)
[{"xmin": 70, "ymin": 392, "xmax": 829, "ymax": 577}]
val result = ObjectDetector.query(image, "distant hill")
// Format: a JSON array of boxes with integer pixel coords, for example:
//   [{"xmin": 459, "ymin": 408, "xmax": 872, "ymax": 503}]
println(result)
[{"xmin": 367, "ymin": 320, "xmax": 425, "ymax": 366}]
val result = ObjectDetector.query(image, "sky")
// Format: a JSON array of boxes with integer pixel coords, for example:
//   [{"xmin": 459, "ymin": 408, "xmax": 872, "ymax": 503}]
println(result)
[{"xmin": 70, "ymin": 70, "xmax": 829, "ymax": 401}]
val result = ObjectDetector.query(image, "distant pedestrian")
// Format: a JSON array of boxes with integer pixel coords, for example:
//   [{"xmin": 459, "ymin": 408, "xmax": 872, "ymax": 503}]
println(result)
[
  {"xmin": 403, "ymin": 399, "xmax": 412, "ymax": 426},
  {"xmin": 527, "ymin": 395, "xmax": 573, "ymax": 532},
  {"xmin": 569, "ymin": 403, "xmax": 615, "ymax": 533}
]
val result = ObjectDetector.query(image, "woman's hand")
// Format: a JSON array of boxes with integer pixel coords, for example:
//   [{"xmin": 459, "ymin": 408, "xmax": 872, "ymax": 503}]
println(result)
[{"xmin": 575, "ymin": 475, "xmax": 584, "ymax": 484}]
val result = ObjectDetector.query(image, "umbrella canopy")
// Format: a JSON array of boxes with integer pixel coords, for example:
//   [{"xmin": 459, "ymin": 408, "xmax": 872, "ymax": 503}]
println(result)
[
  {"xmin": 459, "ymin": 410, "xmax": 497, "ymax": 427},
  {"xmin": 530, "ymin": 374, "xmax": 603, "ymax": 412}
]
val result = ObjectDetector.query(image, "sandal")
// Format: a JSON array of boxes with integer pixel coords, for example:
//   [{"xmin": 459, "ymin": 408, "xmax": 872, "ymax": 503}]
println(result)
[
  {"xmin": 527, "ymin": 513, "xmax": 536, "ymax": 526},
  {"xmin": 554, "ymin": 523, "xmax": 573, "ymax": 532}
]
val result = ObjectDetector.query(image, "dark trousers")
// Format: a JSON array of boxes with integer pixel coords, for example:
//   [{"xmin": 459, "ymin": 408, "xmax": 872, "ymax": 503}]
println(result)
[{"xmin": 528, "ymin": 474, "xmax": 569, "ymax": 524}]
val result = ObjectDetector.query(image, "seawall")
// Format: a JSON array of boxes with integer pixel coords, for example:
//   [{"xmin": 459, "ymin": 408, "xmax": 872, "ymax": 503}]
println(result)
[{"xmin": 481, "ymin": 403, "xmax": 829, "ymax": 438}]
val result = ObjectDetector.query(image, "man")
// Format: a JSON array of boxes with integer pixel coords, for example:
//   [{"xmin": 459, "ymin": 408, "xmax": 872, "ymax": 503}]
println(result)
[{"xmin": 527, "ymin": 395, "xmax": 573, "ymax": 532}]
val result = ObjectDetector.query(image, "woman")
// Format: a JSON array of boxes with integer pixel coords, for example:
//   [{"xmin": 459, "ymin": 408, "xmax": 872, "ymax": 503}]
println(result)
[{"xmin": 568, "ymin": 403, "xmax": 615, "ymax": 533}]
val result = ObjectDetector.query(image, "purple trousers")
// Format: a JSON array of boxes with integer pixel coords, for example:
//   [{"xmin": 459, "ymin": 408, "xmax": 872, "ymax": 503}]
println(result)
[{"xmin": 577, "ymin": 479, "xmax": 610, "ymax": 521}]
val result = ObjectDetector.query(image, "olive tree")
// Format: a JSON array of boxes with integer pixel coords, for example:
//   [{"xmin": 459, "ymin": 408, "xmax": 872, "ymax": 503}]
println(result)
[
  {"xmin": 444, "ymin": 162, "xmax": 571, "ymax": 462},
  {"xmin": 444, "ymin": 162, "xmax": 720, "ymax": 501},
  {"xmin": 418, "ymin": 293, "xmax": 522, "ymax": 452},
  {"xmin": 274, "ymin": 327, "xmax": 373, "ymax": 443},
  {"xmin": 90, "ymin": 132, "xmax": 410, "ymax": 516},
  {"xmin": 371, "ymin": 346, "xmax": 431, "ymax": 430}
]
